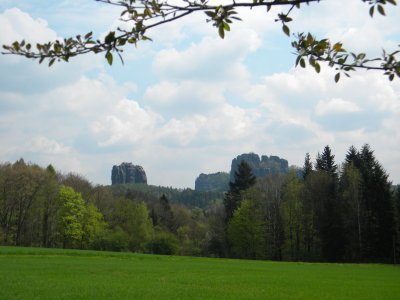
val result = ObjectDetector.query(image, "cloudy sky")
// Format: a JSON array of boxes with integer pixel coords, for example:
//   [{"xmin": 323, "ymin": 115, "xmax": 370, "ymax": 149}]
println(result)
[{"xmin": 0, "ymin": 0, "xmax": 399, "ymax": 188}]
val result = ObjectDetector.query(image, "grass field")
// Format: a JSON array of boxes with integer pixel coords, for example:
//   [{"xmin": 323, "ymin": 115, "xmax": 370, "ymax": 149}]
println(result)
[{"xmin": 0, "ymin": 246, "xmax": 399, "ymax": 299}]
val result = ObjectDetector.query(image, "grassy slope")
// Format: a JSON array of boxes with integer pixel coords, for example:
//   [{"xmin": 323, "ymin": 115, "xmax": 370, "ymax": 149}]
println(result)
[{"xmin": 0, "ymin": 246, "xmax": 399, "ymax": 300}]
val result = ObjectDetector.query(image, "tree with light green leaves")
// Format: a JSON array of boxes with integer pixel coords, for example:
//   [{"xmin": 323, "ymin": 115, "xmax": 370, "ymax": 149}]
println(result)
[
  {"xmin": 228, "ymin": 199, "xmax": 266, "ymax": 259},
  {"xmin": 56, "ymin": 185, "xmax": 86, "ymax": 249},
  {"xmin": 81, "ymin": 203, "xmax": 107, "ymax": 249},
  {"xmin": 1, "ymin": 0, "xmax": 399, "ymax": 81},
  {"xmin": 112, "ymin": 198, "xmax": 154, "ymax": 252}
]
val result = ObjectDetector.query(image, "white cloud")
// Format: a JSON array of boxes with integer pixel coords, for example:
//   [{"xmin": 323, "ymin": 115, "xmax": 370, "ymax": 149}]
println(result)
[
  {"xmin": 0, "ymin": 8, "xmax": 57, "ymax": 45},
  {"xmin": 0, "ymin": 8, "xmax": 102, "ymax": 93},
  {"xmin": 144, "ymin": 80, "xmax": 225, "ymax": 117},
  {"xmin": 152, "ymin": 31, "xmax": 260, "ymax": 81},
  {"xmin": 29, "ymin": 136, "xmax": 71, "ymax": 155},
  {"xmin": 91, "ymin": 98, "xmax": 161, "ymax": 147},
  {"xmin": 315, "ymin": 98, "xmax": 361, "ymax": 116}
]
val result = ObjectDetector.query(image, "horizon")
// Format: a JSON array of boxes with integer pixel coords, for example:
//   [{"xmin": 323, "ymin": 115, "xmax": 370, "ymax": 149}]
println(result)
[{"xmin": 4, "ymin": 148, "xmax": 399, "ymax": 189}]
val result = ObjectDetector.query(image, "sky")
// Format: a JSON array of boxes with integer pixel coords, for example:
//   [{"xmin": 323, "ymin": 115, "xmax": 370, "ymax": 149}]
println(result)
[{"xmin": 0, "ymin": 0, "xmax": 399, "ymax": 188}]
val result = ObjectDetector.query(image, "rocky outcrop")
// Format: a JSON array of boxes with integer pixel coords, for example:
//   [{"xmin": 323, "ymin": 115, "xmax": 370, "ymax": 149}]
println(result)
[
  {"xmin": 195, "ymin": 153, "xmax": 289, "ymax": 191},
  {"xmin": 195, "ymin": 172, "xmax": 230, "ymax": 192},
  {"xmin": 111, "ymin": 162, "xmax": 147, "ymax": 185},
  {"xmin": 230, "ymin": 153, "xmax": 288, "ymax": 181}
]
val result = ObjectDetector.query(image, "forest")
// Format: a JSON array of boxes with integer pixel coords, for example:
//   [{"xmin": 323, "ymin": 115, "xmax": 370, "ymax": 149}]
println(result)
[{"xmin": 0, "ymin": 144, "xmax": 399, "ymax": 263}]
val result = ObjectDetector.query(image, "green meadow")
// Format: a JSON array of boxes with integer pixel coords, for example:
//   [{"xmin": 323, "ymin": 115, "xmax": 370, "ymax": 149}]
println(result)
[{"xmin": 0, "ymin": 246, "xmax": 399, "ymax": 300}]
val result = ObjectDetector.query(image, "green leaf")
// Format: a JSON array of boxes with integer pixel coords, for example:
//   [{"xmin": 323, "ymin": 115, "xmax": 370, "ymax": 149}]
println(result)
[
  {"xmin": 12, "ymin": 41, "xmax": 20, "ymax": 51},
  {"xmin": 315, "ymin": 63, "xmax": 321, "ymax": 73},
  {"xmin": 282, "ymin": 25, "xmax": 290, "ymax": 37},
  {"xmin": 218, "ymin": 26, "xmax": 225, "ymax": 39},
  {"xmin": 300, "ymin": 58, "xmax": 305, "ymax": 68},
  {"xmin": 357, "ymin": 53, "xmax": 366, "ymax": 60},
  {"xmin": 377, "ymin": 5, "xmax": 385, "ymax": 16},
  {"xmin": 223, "ymin": 22, "xmax": 230, "ymax": 31},
  {"xmin": 334, "ymin": 72, "xmax": 341, "ymax": 83},
  {"xmin": 48, "ymin": 58, "xmax": 56, "ymax": 67},
  {"xmin": 387, "ymin": 0, "xmax": 396, "ymax": 5},
  {"xmin": 105, "ymin": 51, "xmax": 113, "ymax": 65},
  {"xmin": 295, "ymin": 56, "xmax": 301, "ymax": 66},
  {"xmin": 369, "ymin": 6, "xmax": 374, "ymax": 17},
  {"xmin": 118, "ymin": 38, "xmax": 127, "ymax": 46},
  {"xmin": 104, "ymin": 31, "xmax": 115, "ymax": 44},
  {"xmin": 205, "ymin": 11, "xmax": 215, "ymax": 18}
]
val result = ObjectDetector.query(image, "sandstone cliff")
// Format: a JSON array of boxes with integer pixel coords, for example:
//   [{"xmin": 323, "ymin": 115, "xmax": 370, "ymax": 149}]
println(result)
[
  {"xmin": 111, "ymin": 162, "xmax": 147, "ymax": 185},
  {"xmin": 230, "ymin": 153, "xmax": 288, "ymax": 181},
  {"xmin": 195, "ymin": 172, "xmax": 230, "ymax": 192},
  {"xmin": 195, "ymin": 153, "xmax": 289, "ymax": 191}
]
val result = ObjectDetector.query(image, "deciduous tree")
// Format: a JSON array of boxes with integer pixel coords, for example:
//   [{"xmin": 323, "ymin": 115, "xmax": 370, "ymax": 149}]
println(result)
[{"xmin": 56, "ymin": 185, "xmax": 86, "ymax": 248}]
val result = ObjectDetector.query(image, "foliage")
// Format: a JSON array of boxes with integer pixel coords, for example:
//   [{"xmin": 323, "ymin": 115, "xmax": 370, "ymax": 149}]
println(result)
[
  {"xmin": 81, "ymin": 203, "xmax": 107, "ymax": 249},
  {"xmin": 111, "ymin": 183, "xmax": 224, "ymax": 209},
  {"xmin": 91, "ymin": 226, "xmax": 130, "ymax": 251},
  {"xmin": 224, "ymin": 160, "xmax": 256, "ymax": 222},
  {"xmin": 56, "ymin": 185, "xmax": 86, "ymax": 248},
  {"xmin": 1, "ymin": 0, "xmax": 399, "ymax": 81},
  {"xmin": 111, "ymin": 197, "xmax": 154, "ymax": 252},
  {"xmin": 0, "ymin": 145, "xmax": 398, "ymax": 262},
  {"xmin": 228, "ymin": 199, "xmax": 266, "ymax": 259},
  {"xmin": 146, "ymin": 230, "xmax": 179, "ymax": 255},
  {"xmin": 281, "ymin": 170, "xmax": 303, "ymax": 261}
]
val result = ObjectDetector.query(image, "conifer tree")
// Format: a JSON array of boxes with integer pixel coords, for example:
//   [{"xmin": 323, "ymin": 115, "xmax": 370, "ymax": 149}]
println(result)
[
  {"xmin": 357, "ymin": 144, "xmax": 395, "ymax": 261},
  {"xmin": 223, "ymin": 160, "xmax": 256, "ymax": 223},
  {"xmin": 303, "ymin": 152, "xmax": 313, "ymax": 180},
  {"xmin": 315, "ymin": 145, "xmax": 346, "ymax": 261}
]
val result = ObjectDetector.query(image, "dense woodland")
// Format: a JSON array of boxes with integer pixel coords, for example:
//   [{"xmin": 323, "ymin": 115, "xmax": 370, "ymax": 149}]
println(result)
[{"xmin": 1, "ymin": 144, "xmax": 399, "ymax": 263}]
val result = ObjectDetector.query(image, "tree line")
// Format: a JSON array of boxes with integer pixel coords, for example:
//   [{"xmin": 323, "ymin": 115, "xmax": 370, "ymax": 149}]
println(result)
[
  {"xmin": 222, "ymin": 144, "xmax": 399, "ymax": 263},
  {"xmin": 1, "ymin": 144, "xmax": 399, "ymax": 263}
]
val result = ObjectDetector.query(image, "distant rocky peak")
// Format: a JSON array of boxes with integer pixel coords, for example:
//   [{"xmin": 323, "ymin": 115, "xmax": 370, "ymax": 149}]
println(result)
[
  {"xmin": 230, "ymin": 153, "xmax": 288, "ymax": 181},
  {"xmin": 195, "ymin": 172, "xmax": 230, "ymax": 192},
  {"xmin": 111, "ymin": 162, "xmax": 147, "ymax": 185}
]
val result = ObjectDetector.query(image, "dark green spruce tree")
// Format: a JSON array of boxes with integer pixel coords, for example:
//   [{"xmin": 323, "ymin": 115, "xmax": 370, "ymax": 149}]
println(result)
[
  {"xmin": 394, "ymin": 185, "xmax": 400, "ymax": 263},
  {"xmin": 358, "ymin": 144, "xmax": 395, "ymax": 262},
  {"xmin": 223, "ymin": 160, "xmax": 256, "ymax": 223},
  {"xmin": 315, "ymin": 145, "xmax": 346, "ymax": 262},
  {"xmin": 303, "ymin": 152, "xmax": 313, "ymax": 180}
]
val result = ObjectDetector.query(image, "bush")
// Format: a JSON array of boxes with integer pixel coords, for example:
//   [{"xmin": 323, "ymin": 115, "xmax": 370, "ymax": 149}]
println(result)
[
  {"xmin": 146, "ymin": 233, "xmax": 178, "ymax": 255},
  {"xmin": 92, "ymin": 227, "xmax": 129, "ymax": 252}
]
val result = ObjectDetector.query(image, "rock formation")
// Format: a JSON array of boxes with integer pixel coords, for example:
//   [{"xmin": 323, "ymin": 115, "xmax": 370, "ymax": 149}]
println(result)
[
  {"xmin": 195, "ymin": 172, "xmax": 230, "ymax": 192},
  {"xmin": 195, "ymin": 153, "xmax": 289, "ymax": 191},
  {"xmin": 111, "ymin": 162, "xmax": 147, "ymax": 185},
  {"xmin": 230, "ymin": 153, "xmax": 288, "ymax": 181}
]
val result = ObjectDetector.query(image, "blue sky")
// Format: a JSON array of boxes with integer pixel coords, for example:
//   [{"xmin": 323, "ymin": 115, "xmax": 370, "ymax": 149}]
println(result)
[{"xmin": 0, "ymin": 0, "xmax": 399, "ymax": 188}]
